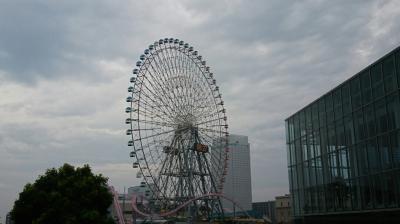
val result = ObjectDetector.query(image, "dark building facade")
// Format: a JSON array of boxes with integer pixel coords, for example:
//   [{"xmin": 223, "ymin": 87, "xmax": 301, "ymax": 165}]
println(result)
[
  {"xmin": 285, "ymin": 46, "xmax": 400, "ymax": 223},
  {"xmin": 252, "ymin": 201, "xmax": 276, "ymax": 223}
]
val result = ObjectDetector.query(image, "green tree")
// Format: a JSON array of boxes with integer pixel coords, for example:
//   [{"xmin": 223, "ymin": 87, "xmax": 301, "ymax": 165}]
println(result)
[{"xmin": 10, "ymin": 164, "xmax": 115, "ymax": 224}]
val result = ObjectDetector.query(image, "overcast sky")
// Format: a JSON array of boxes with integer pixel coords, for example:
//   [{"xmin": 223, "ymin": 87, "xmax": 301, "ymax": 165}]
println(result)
[{"xmin": 1, "ymin": 0, "xmax": 400, "ymax": 221}]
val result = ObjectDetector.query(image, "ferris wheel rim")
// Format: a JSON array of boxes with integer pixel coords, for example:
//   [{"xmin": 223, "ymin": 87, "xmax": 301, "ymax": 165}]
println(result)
[{"xmin": 126, "ymin": 38, "xmax": 229, "ymax": 208}]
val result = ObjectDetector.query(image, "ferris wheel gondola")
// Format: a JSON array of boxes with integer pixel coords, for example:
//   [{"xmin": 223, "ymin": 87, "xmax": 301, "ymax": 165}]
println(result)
[{"xmin": 125, "ymin": 38, "xmax": 229, "ymax": 218}]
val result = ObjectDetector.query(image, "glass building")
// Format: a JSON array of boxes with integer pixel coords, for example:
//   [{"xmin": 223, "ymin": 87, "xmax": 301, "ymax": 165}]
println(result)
[{"xmin": 285, "ymin": 46, "xmax": 400, "ymax": 223}]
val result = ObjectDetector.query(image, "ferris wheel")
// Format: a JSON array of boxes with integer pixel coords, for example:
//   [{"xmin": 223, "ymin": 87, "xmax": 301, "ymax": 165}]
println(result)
[{"xmin": 125, "ymin": 38, "xmax": 229, "ymax": 217}]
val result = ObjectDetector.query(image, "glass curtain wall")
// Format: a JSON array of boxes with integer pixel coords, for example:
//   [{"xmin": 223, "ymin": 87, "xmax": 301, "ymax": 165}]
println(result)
[{"xmin": 286, "ymin": 48, "xmax": 400, "ymax": 216}]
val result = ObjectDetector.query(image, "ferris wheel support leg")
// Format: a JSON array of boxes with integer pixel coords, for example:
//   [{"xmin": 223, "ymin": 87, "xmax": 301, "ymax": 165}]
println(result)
[{"xmin": 202, "ymin": 153, "xmax": 225, "ymax": 219}]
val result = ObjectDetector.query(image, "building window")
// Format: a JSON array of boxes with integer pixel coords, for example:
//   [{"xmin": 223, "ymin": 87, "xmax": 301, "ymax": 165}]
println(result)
[
  {"xmin": 364, "ymin": 104, "xmax": 376, "ymax": 138},
  {"xmin": 375, "ymin": 98, "xmax": 388, "ymax": 133},
  {"xmin": 342, "ymin": 83, "xmax": 352, "ymax": 115},
  {"xmin": 371, "ymin": 63, "xmax": 384, "ymax": 100},
  {"xmin": 386, "ymin": 92, "xmax": 400, "ymax": 130},
  {"xmin": 351, "ymin": 77, "xmax": 362, "ymax": 110},
  {"xmin": 361, "ymin": 71, "xmax": 372, "ymax": 105},
  {"xmin": 383, "ymin": 55, "xmax": 396, "ymax": 93}
]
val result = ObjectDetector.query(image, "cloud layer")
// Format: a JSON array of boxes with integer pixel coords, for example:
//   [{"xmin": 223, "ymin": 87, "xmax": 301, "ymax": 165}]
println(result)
[{"xmin": 1, "ymin": 0, "xmax": 400, "ymax": 220}]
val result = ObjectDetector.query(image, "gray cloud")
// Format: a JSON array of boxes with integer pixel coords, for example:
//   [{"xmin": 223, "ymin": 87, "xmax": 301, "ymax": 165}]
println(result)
[{"xmin": 1, "ymin": 0, "xmax": 400, "ymax": 221}]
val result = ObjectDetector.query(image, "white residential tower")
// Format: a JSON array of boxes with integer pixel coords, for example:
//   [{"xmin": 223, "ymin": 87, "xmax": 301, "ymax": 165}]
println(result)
[{"xmin": 220, "ymin": 134, "xmax": 252, "ymax": 212}]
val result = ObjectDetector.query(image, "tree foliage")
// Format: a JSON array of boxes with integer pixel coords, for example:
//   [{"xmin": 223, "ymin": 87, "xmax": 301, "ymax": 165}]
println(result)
[{"xmin": 11, "ymin": 163, "xmax": 114, "ymax": 224}]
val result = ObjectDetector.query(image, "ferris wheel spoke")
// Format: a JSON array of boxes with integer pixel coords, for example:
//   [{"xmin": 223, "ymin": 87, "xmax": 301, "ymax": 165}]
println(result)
[
  {"xmin": 159, "ymin": 46, "xmax": 174, "ymax": 74},
  {"xmin": 167, "ymin": 47, "xmax": 179, "ymax": 76},
  {"xmin": 151, "ymin": 53, "xmax": 187, "ymax": 117},
  {"xmin": 181, "ymin": 68, "xmax": 194, "ymax": 115},
  {"xmin": 135, "ymin": 127, "xmax": 186, "ymax": 141},
  {"xmin": 149, "ymin": 50, "xmax": 176, "ymax": 94},
  {"xmin": 164, "ymin": 48, "xmax": 192, "ymax": 114},
  {"xmin": 158, "ymin": 46, "xmax": 177, "ymax": 81},
  {"xmin": 132, "ymin": 83, "xmax": 171, "ymax": 114},
  {"xmin": 152, "ymin": 48, "xmax": 172, "ymax": 78},
  {"xmin": 136, "ymin": 110, "xmax": 170, "ymax": 124},
  {"xmin": 197, "ymin": 127, "xmax": 226, "ymax": 135},
  {"xmin": 196, "ymin": 116, "xmax": 220, "ymax": 127},
  {"xmin": 170, "ymin": 47, "xmax": 181, "ymax": 76},
  {"xmin": 137, "ymin": 103, "xmax": 173, "ymax": 123},
  {"xmin": 138, "ymin": 78, "xmax": 172, "ymax": 112},
  {"xmin": 127, "ymin": 39, "xmax": 228, "ymax": 214},
  {"xmin": 175, "ymin": 47, "xmax": 184, "ymax": 74},
  {"xmin": 194, "ymin": 79, "xmax": 218, "ymax": 106},
  {"xmin": 191, "ymin": 83, "xmax": 215, "ymax": 116},
  {"xmin": 135, "ymin": 88, "xmax": 178, "ymax": 121},
  {"xmin": 139, "ymin": 70, "xmax": 179, "ymax": 118},
  {"xmin": 197, "ymin": 105, "xmax": 224, "ymax": 119},
  {"xmin": 145, "ymin": 63, "xmax": 178, "ymax": 108},
  {"xmin": 194, "ymin": 106, "xmax": 219, "ymax": 122},
  {"xmin": 139, "ymin": 120, "xmax": 175, "ymax": 128},
  {"xmin": 133, "ymin": 98, "xmax": 167, "ymax": 121},
  {"xmin": 135, "ymin": 106, "xmax": 172, "ymax": 123},
  {"xmin": 186, "ymin": 61, "xmax": 203, "ymax": 112}
]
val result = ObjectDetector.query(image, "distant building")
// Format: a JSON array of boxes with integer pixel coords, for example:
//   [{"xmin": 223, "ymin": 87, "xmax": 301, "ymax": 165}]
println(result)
[
  {"xmin": 252, "ymin": 201, "xmax": 276, "ymax": 223},
  {"xmin": 6, "ymin": 212, "xmax": 13, "ymax": 224},
  {"xmin": 275, "ymin": 194, "xmax": 292, "ymax": 224},
  {"xmin": 285, "ymin": 46, "xmax": 400, "ymax": 223},
  {"xmin": 128, "ymin": 183, "xmax": 154, "ymax": 200},
  {"xmin": 110, "ymin": 184, "xmax": 155, "ymax": 223},
  {"xmin": 220, "ymin": 134, "xmax": 253, "ymax": 212}
]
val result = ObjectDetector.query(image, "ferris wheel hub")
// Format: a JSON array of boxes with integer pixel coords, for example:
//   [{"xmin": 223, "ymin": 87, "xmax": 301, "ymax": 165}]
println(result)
[{"xmin": 125, "ymin": 38, "xmax": 229, "ymax": 219}]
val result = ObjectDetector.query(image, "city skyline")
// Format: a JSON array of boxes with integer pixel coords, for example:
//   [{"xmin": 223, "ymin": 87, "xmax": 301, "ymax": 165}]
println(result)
[{"xmin": 1, "ymin": 0, "xmax": 400, "ymax": 222}]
